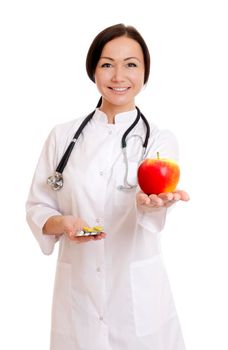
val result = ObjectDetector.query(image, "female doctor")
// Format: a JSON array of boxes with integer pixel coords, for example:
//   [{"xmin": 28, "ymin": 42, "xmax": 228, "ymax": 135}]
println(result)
[{"xmin": 26, "ymin": 23, "xmax": 189, "ymax": 350}]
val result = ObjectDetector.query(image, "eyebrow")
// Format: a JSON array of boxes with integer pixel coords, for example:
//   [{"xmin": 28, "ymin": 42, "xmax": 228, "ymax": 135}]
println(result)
[{"xmin": 100, "ymin": 56, "xmax": 141, "ymax": 62}]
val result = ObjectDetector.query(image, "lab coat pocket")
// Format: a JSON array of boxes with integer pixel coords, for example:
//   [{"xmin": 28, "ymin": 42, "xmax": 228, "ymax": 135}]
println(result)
[
  {"xmin": 51, "ymin": 262, "xmax": 73, "ymax": 335},
  {"xmin": 115, "ymin": 161, "xmax": 138, "ymax": 206},
  {"xmin": 130, "ymin": 255, "xmax": 176, "ymax": 337}
]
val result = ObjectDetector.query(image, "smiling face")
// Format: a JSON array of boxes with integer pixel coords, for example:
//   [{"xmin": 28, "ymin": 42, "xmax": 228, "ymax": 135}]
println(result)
[{"xmin": 94, "ymin": 36, "xmax": 145, "ymax": 117}]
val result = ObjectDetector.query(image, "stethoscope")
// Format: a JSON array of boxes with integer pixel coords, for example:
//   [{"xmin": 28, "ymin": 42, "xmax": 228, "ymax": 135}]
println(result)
[{"xmin": 47, "ymin": 106, "xmax": 150, "ymax": 191}]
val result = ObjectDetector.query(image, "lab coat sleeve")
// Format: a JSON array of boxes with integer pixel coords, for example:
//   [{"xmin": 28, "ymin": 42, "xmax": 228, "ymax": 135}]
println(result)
[
  {"xmin": 136, "ymin": 128, "xmax": 179, "ymax": 233},
  {"xmin": 26, "ymin": 127, "xmax": 62, "ymax": 255}
]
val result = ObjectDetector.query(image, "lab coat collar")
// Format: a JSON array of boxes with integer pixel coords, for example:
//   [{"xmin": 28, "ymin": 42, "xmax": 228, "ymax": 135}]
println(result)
[{"xmin": 93, "ymin": 108, "xmax": 137, "ymax": 124}]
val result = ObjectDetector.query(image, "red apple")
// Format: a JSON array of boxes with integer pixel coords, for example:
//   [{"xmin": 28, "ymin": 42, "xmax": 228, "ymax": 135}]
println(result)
[{"xmin": 137, "ymin": 152, "xmax": 180, "ymax": 195}]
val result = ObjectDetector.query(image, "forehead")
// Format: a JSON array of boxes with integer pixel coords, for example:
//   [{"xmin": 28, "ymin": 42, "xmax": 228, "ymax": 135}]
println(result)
[{"xmin": 100, "ymin": 36, "xmax": 144, "ymax": 60}]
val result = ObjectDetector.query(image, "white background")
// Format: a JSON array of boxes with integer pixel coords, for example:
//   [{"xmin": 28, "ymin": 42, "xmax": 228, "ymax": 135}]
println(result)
[{"xmin": 0, "ymin": 0, "xmax": 228, "ymax": 349}]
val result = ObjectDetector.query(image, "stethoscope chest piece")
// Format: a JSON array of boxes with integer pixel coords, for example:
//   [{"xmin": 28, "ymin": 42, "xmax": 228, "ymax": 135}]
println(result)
[{"xmin": 47, "ymin": 171, "xmax": 63, "ymax": 191}]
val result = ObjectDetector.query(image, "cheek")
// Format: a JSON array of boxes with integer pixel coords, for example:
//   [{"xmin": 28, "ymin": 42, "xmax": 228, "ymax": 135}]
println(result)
[
  {"xmin": 131, "ymin": 77, "xmax": 145, "ymax": 92},
  {"xmin": 95, "ymin": 75, "xmax": 110, "ymax": 94},
  {"xmin": 129, "ymin": 71, "xmax": 145, "ymax": 87},
  {"xmin": 94, "ymin": 76, "xmax": 104, "ymax": 94},
  {"xmin": 95, "ymin": 69, "xmax": 111, "ymax": 84}
]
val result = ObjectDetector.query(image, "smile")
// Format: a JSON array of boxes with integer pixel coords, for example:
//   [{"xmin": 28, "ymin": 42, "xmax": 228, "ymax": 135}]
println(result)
[{"xmin": 108, "ymin": 87, "xmax": 130, "ymax": 93}]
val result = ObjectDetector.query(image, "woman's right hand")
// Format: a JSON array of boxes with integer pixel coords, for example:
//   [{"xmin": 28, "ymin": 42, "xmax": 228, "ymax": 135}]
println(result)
[
  {"xmin": 63, "ymin": 216, "xmax": 106, "ymax": 243},
  {"xmin": 43, "ymin": 215, "xmax": 106, "ymax": 243}
]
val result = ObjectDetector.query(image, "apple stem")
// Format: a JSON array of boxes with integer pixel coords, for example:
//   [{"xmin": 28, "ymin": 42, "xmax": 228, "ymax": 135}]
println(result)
[{"xmin": 157, "ymin": 152, "xmax": 160, "ymax": 159}]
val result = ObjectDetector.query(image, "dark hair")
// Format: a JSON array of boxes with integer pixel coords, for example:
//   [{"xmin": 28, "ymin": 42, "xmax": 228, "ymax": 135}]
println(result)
[{"xmin": 86, "ymin": 23, "xmax": 150, "ymax": 85}]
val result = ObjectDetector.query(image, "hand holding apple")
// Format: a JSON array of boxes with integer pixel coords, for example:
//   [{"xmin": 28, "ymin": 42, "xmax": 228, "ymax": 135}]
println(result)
[
  {"xmin": 137, "ymin": 152, "xmax": 180, "ymax": 195},
  {"xmin": 136, "ymin": 190, "xmax": 190, "ymax": 209}
]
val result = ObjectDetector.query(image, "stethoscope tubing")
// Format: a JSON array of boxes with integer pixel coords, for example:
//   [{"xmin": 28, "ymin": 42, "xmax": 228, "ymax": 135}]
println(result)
[
  {"xmin": 47, "ymin": 106, "xmax": 150, "ymax": 191},
  {"xmin": 56, "ymin": 111, "xmax": 95, "ymax": 174}
]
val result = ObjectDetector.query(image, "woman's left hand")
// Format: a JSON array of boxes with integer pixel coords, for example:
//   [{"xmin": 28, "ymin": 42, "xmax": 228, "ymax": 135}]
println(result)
[{"xmin": 136, "ymin": 189, "xmax": 190, "ymax": 208}]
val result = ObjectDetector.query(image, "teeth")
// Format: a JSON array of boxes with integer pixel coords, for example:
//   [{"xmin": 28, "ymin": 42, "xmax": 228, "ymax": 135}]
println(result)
[{"xmin": 112, "ymin": 87, "xmax": 128, "ymax": 91}]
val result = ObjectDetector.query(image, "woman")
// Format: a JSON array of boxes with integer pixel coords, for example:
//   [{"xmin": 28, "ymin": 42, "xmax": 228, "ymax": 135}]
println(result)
[{"xmin": 26, "ymin": 23, "xmax": 189, "ymax": 350}]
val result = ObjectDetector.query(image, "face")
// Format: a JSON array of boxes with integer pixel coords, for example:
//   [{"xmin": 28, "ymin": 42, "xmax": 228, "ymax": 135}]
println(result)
[{"xmin": 94, "ymin": 36, "xmax": 145, "ymax": 113}]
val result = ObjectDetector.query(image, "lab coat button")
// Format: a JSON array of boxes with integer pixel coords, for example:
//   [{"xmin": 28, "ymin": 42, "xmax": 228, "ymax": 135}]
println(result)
[
  {"xmin": 99, "ymin": 316, "xmax": 103, "ymax": 321},
  {"xmin": 108, "ymin": 130, "xmax": 112, "ymax": 135},
  {"xmin": 96, "ymin": 217, "xmax": 103, "ymax": 224},
  {"xmin": 96, "ymin": 267, "xmax": 101, "ymax": 272},
  {"xmin": 99, "ymin": 171, "xmax": 103, "ymax": 176}
]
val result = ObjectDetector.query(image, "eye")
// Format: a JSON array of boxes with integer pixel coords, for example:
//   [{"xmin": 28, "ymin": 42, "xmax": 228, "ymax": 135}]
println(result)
[
  {"xmin": 101, "ymin": 63, "xmax": 112, "ymax": 68},
  {"xmin": 127, "ymin": 62, "xmax": 137, "ymax": 67}
]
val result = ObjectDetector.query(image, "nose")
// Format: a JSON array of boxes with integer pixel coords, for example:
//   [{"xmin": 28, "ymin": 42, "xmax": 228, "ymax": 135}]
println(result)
[{"xmin": 111, "ymin": 66, "xmax": 125, "ymax": 82}]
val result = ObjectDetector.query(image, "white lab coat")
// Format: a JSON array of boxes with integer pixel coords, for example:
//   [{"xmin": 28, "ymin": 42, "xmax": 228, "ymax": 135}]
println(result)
[{"xmin": 26, "ymin": 109, "xmax": 186, "ymax": 350}]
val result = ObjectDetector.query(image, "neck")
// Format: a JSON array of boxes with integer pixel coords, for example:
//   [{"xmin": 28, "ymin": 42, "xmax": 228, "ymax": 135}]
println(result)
[{"xmin": 99, "ymin": 101, "xmax": 135, "ymax": 124}]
